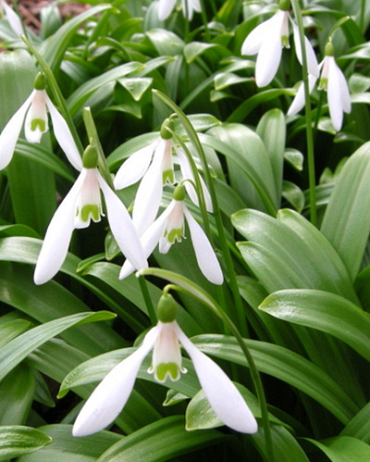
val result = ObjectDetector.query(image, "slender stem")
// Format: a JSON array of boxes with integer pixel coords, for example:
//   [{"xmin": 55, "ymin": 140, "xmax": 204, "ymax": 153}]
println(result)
[
  {"xmin": 21, "ymin": 34, "xmax": 84, "ymax": 156},
  {"xmin": 138, "ymin": 275, "xmax": 157, "ymax": 324},
  {"xmin": 360, "ymin": 0, "xmax": 366, "ymax": 33},
  {"xmin": 290, "ymin": 0, "xmax": 317, "ymax": 226},
  {"xmin": 199, "ymin": 0, "xmax": 211, "ymax": 42},
  {"xmin": 82, "ymin": 107, "xmax": 114, "ymax": 190}
]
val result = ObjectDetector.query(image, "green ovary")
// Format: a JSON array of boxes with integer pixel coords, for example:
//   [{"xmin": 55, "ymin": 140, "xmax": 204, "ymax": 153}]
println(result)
[
  {"xmin": 31, "ymin": 119, "xmax": 46, "ymax": 132},
  {"xmin": 79, "ymin": 204, "xmax": 100, "ymax": 223},
  {"xmin": 155, "ymin": 363, "xmax": 180, "ymax": 382}
]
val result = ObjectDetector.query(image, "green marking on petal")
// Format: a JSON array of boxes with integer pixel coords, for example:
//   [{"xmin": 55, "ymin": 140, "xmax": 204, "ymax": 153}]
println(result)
[
  {"xmin": 80, "ymin": 204, "xmax": 100, "ymax": 223},
  {"xmin": 30, "ymin": 118, "xmax": 46, "ymax": 132},
  {"xmin": 163, "ymin": 169, "xmax": 174, "ymax": 184},
  {"xmin": 318, "ymin": 77, "xmax": 328, "ymax": 91},
  {"xmin": 281, "ymin": 35, "xmax": 290, "ymax": 48},
  {"xmin": 165, "ymin": 228, "xmax": 183, "ymax": 244},
  {"xmin": 155, "ymin": 363, "xmax": 180, "ymax": 382}
]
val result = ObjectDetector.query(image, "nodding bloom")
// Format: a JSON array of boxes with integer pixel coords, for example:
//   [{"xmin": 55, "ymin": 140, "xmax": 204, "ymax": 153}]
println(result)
[
  {"xmin": 34, "ymin": 146, "xmax": 147, "ymax": 285},
  {"xmin": 72, "ymin": 294, "xmax": 258, "ymax": 437},
  {"xmin": 114, "ymin": 118, "xmax": 212, "ymax": 236},
  {"xmin": 158, "ymin": 0, "xmax": 201, "ymax": 21},
  {"xmin": 0, "ymin": 72, "xmax": 82, "ymax": 171},
  {"xmin": 241, "ymin": 0, "xmax": 319, "ymax": 87},
  {"xmin": 0, "ymin": 0, "xmax": 23, "ymax": 35},
  {"xmin": 287, "ymin": 42, "xmax": 351, "ymax": 131},
  {"xmin": 119, "ymin": 183, "xmax": 224, "ymax": 285}
]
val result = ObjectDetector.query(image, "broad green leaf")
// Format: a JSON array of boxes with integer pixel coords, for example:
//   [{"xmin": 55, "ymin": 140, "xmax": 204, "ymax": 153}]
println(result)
[
  {"xmin": 192, "ymin": 334, "xmax": 358, "ymax": 423},
  {"xmin": 282, "ymin": 181, "xmax": 305, "ymax": 212},
  {"xmin": 214, "ymin": 72, "xmax": 250, "ymax": 91},
  {"xmin": 307, "ymin": 436, "xmax": 370, "ymax": 462},
  {"xmin": 118, "ymin": 77, "xmax": 152, "ymax": 101},
  {"xmin": 321, "ymin": 141, "xmax": 370, "ymax": 280},
  {"xmin": 342, "ymin": 402, "xmax": 370, "ymax": 443},
  {"xmin": 0, "ymin": 318, "xmax": 31, "ymax": 348},
  {"xmin": 0, "ymin": 311, "xmax": 115, "ymax": 383},
  {"xmin": 0, "ymin": 426, "xmax": 51, "ymax": 461},
  {"xmin": 184, "ymin": 42, "xmax": 216, "ymax": 63},
  {"xmin": 16, "ymin": 424, "xmax": 120, "ymax": 462},
  {"xmin": 284, "ymin": 148, "xmax": 304, "ymax": 171},
  {"xmin": 97, "ymin": 416, "xmax": 227, "ymax": 462},
  {"xmin": 260, "ymin": 289, "xmax": 370, "ymax": 362},
  {"xmin": 146, "ymin": 29, "xmax": 184, "ymax": 56}
]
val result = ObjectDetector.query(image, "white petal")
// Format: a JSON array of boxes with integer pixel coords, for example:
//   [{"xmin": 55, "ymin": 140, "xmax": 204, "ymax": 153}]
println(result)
[
  {"xmin": 255, "ymin": 13, "xmax": 284, "ymax": 87},
  {"xmin": 98, "ymin": 174, "xmax": 148, "ymax": 271},
  {"xmin": 73, "ymin": 326, "xmax": 159, "ymax": 437},
  {"xmin": 287, "ymin": 72, "xmax": 318, "ymax": 116},
  {"xmin": 291, "ymin": 21, "xmax": 319, "ymax": 78},
  {"xmin": 24, "ymin": 90, "xmax": 48, "ymax": 144},
  {"xmin": 1, "ymin": 0, "xmax": 23, "ymax": 35},
  {"xmin": 332, "ymin": 60, "xmax": 351, "ymax": 114},
  {"xmin": 34, "ymin": 171, "xmax": 86, "ymax": 285},
  {"xmin": 119, "ymin": 201, "xmax": 174, "ymax": 279},
  {"xmin": 176, "ymin": 325, "xmax": 258, "ymax": 434},
  {"xmin": 158, "ymin": 0, "xmax": 177, "ymax": 20},
  {"xmin": 132, "ymin": 142, "xmax": 164, "ymax": 235},
  {"xmin": 113, "ymin": 141, "xmax": 156, "ymax": 190},
  {"xmin": 241, "ymin": 16, "xmax": 273, "ymax": 56},
  {"xmin": 0, "ymin": 92, "xmax": 33, "ymax": 170},
  {"xmin": 184, "ymin": 208, "xmax": 223, "ymax": 285},
  {"xmin": 46, "ymin": 95, "xmax": 82, "ymax": 171},
  {"xmin": 327, "ymin": 57, "xmax": 347, "ymax": 131},
  {"xmin": 176, "ymin": 147, "xmax": 213, "ymax": 213}
]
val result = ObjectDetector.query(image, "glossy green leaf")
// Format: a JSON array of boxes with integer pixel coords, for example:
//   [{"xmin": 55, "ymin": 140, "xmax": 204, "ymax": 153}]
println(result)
[
  {"xmin": 146, "ymin": 29, "xmax": 184, "ymax": 56},
  {"xmin": 184, "ymin": 42, "xmax": 216, "ymax": 63},
  {"xmin": 0, "ymin": 426, "xmax": 51, "ymax": 461},
  {"xmin": 0, "ymin": 318, "xmax": 31, "ymax": 348},
  {"xmin": 307, "ymin": 436, "xmax": 370, "ymax": 462},
  {"xmin": 118, "ymin": 77, "xmax": 152, "ymax": 101},
  {"xmin": 341, "ymin": 402, "xmax": 370, "ymax": 443},
  {"xmin": 260, "ymin": 289, "xmax": 370, "ymax": 362},
  {"xmin": 282, "ymin": 181, "xmax": 305, "ymax": 212},
  {"xmin": 97, "ymin": 416, "xmax": 227, "ymax": 462},
  {"xmin": 0, "ymin": 311, "xmax": 115, "ymax": 383},
  {"xmin": 214, "ymin": 72, "xmax": 250, "ymax": 91},
  {"xmin": 321, "ymin": 141, "xmax": 370, "ymax": 280},
  {"xmin": 284, "ymin": 148, "xmax": 304, "ymax": 171}
]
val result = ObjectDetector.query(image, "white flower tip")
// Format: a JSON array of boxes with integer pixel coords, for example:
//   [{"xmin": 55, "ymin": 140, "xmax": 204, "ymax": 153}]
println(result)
[{"xmin": 33, "ymin": 266, "xmax": 52, "ymax": 286}]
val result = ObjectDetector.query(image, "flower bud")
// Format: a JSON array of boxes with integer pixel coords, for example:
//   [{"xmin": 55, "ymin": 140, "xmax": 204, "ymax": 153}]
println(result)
[
  {"xmin": 173, "ymin": 183, "xmax": 186, "ymax": 202},
  {"xmin": 160, "ymin": 118, "xmax": 174, "ymax": 140},
  {"xmin": 157, "ymin": 294, "xmax": 177, "ymax": 323}
]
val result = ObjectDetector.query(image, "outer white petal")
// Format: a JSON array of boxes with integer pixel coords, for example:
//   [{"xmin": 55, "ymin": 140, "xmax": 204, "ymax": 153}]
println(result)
[
  {"xmin": 184, "ymin": 208, "xmax": 223, "ymax": 285},
  {"xmin": 327, "ymin": 57, "xmax": 349, "ymax": 131},
  {"xmin": 132, "ymin": 142, "xmax": 164, "ymax": 235},
  {"xmin": 73, "ymin": 326, "xmax": 159, "ymax": 437},
  {"xmin": 34, "ymin": 170, "xmax": 86, "ymax": 285},
  {"xmin": 255, "ymin": 12, "xmax": 284, "ymax": 87},
  {"xmin": 241, "ymin": 15, "xmax": 274, "ymax": 56},
  {"xmin": 175, "ymin": 325, "xmax": 258, "ymax": 434},
  {"xmin": 291, "ymin": 21, "xmax": 319, "ymax": 78},
  {"xmin": 1, "ymin": 0, "xmax": 23, "ymax": 35},
  {"xmin": 119, "ymin": 201, "xmax": 174, "ymax": 279},
  {"xmin": 176, "ymin": 147, "xmax": 213, "ymax": 213},
  {"xmin": 0, "ymin": 92, "xmax": 33, "ymax": 170},
  {"xmin": 287, "ymin": 72, "xmax": 318, "ymax": 116},
  {"xmin": 98, "ymin": 173, "xmax": 148, "ymax": 271},
  {"xmin": 45, "ymin": 95, "xmax": 82, "ymax": 171},
  {"xmin": 331, "ymin": 59, "xmax": 351, "ymax": 114},
  {"xmin": 158, "ymin": 0, "xmax": 177, "ymax": 20}
]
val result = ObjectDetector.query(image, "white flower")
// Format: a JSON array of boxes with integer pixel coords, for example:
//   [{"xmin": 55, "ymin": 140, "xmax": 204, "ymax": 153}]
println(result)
[
  {"xmin": 72, "ymin": 319, "xmax": 258, "ymax": 436},
  {"xmin": 0, "ymin": 79, "xmax": 82, "ymax": 171},
  {"xmin": 287, "ymin": 52, "xmax": 351, "ymax": 131},
  {"xmin": 241, "ymin": 8, "xmax": 319, "ymax": 87},
  {"xmin": 34, "ymin": 147, "xmax": 147, "ymax": 285},
  {"xmin": 158, "ymin": 0, "xmax": 201, "ymax": 21},
  {"xmin": 119, "ymin": 186, "xmax": 223, "ymax": 285},
  {"xmin": 114, "ymin": 126, "xmax": 212, "ymax": 236},
  {"xmin": 0, "ymin": 0, "xmax": 23, "ymax": 36}
]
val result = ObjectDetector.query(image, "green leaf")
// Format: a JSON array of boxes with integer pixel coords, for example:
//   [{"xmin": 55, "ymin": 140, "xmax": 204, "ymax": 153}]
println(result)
[
  {"xmin": 184, "ymin": 42, "xmax": 216, "ymax": 64},
  {"xmin": 260, "ymin": 289, "xmax": 370, "ymax": 362},
  {"xmin": 213, "ymin": 72, "xmax": 250, "ymax": 91},
  {"xmin": 0, "ymin": 426, "xmax": 51, "ymax": 461},
  {"xmin": 117, "ymin": 77, "xmax": 152, "ymax": 101},
  {"xmin": 282, "ymin": 181, "xmax": 305, "ymax": 212},
  {"xmin": 342, "ymin": 402, "xmax": 370, "ymax": 444},
  {"xmin": 0, "ymin": 318, "xmax": 31, "ymax": 348},
  {"xmin": 307, "ymin": 436, "xmax": 370, "ymax": 462},
  {"xmin": 284, "ymin": 148, "xmax": 304, "ymax": 171},
  {"xmin": 146, "ymin": 29, "xmax": 184, "ymax": 56},
  {"xmin": 97, "ymin": 416, "xmax": 227, "ymax": 462},
  {"xmin": 0, "ymin": 311, "xmax": 115, "ymax": 383},
  {"xmin": 321, "ymin": 141, "xmax": 370, "ymax": 280}
]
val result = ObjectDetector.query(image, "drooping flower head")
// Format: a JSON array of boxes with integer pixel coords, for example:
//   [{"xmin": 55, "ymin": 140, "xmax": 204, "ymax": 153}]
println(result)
[
  {"xmin": 158, "ymin": 0, "xmax": 202, "ymax": 21},
  {"xmin": 288, "ymin": 41, "xmax": 351, "ymax": 131},
  {"xmin": 72, "ymin": 293, "xmax": 258, "ymax": 437},
  {"xmin": 241, "ymin": 0, "xmax": 319, "ymax": 87},
  {"xmin": 34, "ymin": 145, "xmax": 147, "ymax": 285},
  {"xmin": 119, "ymin": 183, "xmax": 224, "ymax": 285}
]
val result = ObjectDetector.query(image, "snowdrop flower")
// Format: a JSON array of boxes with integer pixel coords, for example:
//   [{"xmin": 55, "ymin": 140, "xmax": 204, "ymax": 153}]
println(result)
[
  {"xmin": 114, "ymin": 118, "xmax": 212, "ymax": 235},
  {"xmin": 119, "ymin": 183, "xmax": 223, "ymax": 285},
  {"xmin": 288, "ymin": 42, "xmax": 351, "ymax": 131},
  {"xmin": 73, "ymin": 294, "xmax": 258, "ymax": 437},
  {"xmin": 0, "ymin": 0, "xmax": 23, "ymax": 36},
  {"xmin": 0, "ymin": 72, "xmax": 82, "ymax": 171},
  {"xmin": 241, "ymin": 0, "xmax": 319, "ymax": 87},
  {"xmin": 34, "ymin": 146, "xmax": 147, "ymax": 285},
  {"xmin": 158, "ymin": 0, "xmax": 201, "ymax": 21}
]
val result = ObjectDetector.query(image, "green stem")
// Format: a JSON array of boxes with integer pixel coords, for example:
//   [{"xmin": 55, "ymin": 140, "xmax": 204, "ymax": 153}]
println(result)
[
  {"xmin": 153, "ymin": 90, "xmax": 248, "ymax": 337},
  {"xmin": 290, "ymin": 0, "xmax": 317, "ymax": 226},
  {"xmin": 199, "ymin": 0, "xmax": 211, "ymax": 42},
  {"xmin": 360, "ymin": 0, "xmax": 366, "ymax": 33},
  {"xmin": 82, "ymin": 107, "xmax": 114, "ymax": 189},
  {"xmin": 21, "ymin": 34, "xmax": 84, "ymax": 156},
  {"xmin": 138, "ymin": 275, "xmax": 157, "ymax": 324}
]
